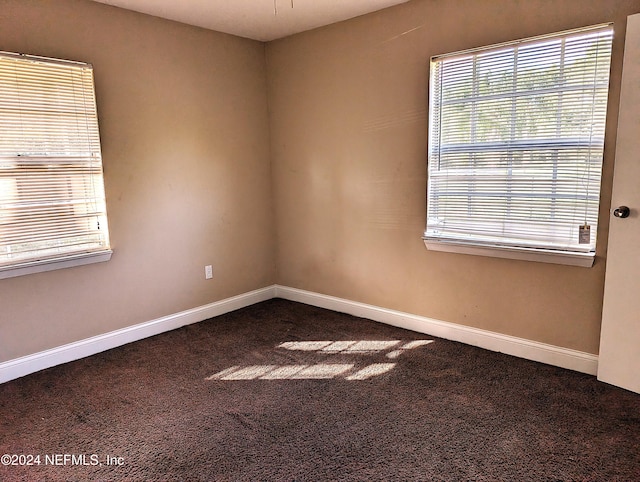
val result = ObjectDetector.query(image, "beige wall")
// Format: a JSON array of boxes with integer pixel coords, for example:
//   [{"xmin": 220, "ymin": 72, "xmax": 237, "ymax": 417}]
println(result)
[
  {"xmin": 3, "ymin": 0, "xmax": 640, "ymax": 365},
  {"xmin": 0, "ymin": 0, "xmax": 275, "ymax": 362},
  {"xmin": 266, "ymin": 0, "xmax": 640, "ymax": 354}
]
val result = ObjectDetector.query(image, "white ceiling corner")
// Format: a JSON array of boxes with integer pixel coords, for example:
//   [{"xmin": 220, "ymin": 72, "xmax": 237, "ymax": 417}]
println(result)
[{"xmin": 89, "ymin": 0, "xmax": 411, "ymax": 41}]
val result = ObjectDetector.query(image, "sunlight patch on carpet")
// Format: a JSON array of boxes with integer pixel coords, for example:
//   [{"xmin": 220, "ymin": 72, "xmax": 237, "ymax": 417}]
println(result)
[
  {"xmin": 207, "ymin": 364, "xmax": 355, "ymax": 380},
  {"xmin": 206, "ymin": 339, "xmax": 433, "ymax": 381},
  {"xmin": 346, "ymin": 363, "xmax": 396, "ymax": 380},
  {"xmin": 386, "ymin": 340, "xmax": 434, "ymax": 359},
  {"xmin": 279, "ymin": 340, "xmax": 405, "ymax": 354}
]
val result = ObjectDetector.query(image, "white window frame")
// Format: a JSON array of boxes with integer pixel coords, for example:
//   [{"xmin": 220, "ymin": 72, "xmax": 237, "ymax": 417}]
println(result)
[
  {"xmin": 0, "ymin": 51, "xmax": 112, "ymax": 279},
  {"xmin": 424, "ymin": 24, "xmax": 614, "ymax": 267}
]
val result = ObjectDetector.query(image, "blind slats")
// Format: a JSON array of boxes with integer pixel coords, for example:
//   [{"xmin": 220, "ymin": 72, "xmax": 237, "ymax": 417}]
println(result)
[
  {"xmin": 0, "ymin": 51, "xmax": 110, "ymax": 267},
  {"xmin": 426, "ymin": 25, "xmax": 613, "ymax": 254}
]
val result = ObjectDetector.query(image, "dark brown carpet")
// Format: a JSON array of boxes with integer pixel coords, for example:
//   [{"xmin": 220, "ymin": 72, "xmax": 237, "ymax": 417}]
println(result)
[{"xmin": 1, "ymin": 298, "xmax": 639, "ymax": 481}]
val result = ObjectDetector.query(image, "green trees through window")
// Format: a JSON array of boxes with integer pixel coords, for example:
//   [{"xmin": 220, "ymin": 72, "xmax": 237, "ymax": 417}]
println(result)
[{"xmin": 426, "ymin": 25, "xmax": 613, "ymax": 260}]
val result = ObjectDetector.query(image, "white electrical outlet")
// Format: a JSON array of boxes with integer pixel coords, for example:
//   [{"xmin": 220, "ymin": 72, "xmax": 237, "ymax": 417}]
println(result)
[{"xmin": 205, "ymin": 265, "xmax": 213, "ymax": 279}]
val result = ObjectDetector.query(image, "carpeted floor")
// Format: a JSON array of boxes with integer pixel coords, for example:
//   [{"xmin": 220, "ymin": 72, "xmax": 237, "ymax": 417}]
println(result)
[{"xmin": 1, "ymin": 298, "xmax": 639, "ymax": 481}]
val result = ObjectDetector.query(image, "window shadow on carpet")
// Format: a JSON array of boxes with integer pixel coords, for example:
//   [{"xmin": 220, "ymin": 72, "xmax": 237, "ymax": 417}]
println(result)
[{"xmin": 206, "ymin": 339, "xmax": 434, "ymax": 380}]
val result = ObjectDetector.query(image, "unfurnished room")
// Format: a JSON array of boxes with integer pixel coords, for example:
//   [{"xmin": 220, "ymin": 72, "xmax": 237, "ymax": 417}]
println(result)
[{"xmin": 1, "ymin": 0, "xmax": 639, "ymax": 480}]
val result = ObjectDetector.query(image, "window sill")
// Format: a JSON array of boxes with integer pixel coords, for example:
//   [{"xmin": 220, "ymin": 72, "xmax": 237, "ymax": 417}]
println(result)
[
  {"xmin": 423, "ymin": 239, "xmax": 594, "ymax": 267},
  {"xmin": 0, "ymin": 250, "xmax": 113, "ymax": 280}
]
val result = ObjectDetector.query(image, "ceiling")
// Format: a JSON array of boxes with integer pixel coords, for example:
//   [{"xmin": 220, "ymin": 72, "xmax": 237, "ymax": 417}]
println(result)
[{"xmin": 90, "ymin": 0, "xmax": 411, "ymax": 42}]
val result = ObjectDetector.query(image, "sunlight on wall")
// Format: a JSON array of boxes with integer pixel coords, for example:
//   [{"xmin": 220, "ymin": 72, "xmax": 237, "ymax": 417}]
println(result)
[{"xmin": 206, "ymin": 339, "xmax": 434, "ymax": 381}]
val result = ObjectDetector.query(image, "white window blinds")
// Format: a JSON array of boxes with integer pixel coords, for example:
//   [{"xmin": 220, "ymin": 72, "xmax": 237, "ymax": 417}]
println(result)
[
  {"xmin": 425, "ymin": 25, "xmax": 613, "ymax": 259},
  {"xmin": 0, "ymin": 51, "xmax": 111, "ymax": 271}
]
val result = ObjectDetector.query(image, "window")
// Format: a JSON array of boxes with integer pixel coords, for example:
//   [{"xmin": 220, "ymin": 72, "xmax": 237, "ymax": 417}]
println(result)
[
  {"xmin": 424, "ymin": 24, "xmax": 613, "ymax": 267},
  {"xmin": 0, "ymin": 51, "xmax": 111, "ymax": 279}
]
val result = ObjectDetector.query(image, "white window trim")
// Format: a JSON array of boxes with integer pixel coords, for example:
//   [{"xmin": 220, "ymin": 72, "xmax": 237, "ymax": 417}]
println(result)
[
  {"xmin": 0, "ymin": 249, "xmax": 112, "ymax": 280},
  {"xmin": 0, "ymin": 51, "xmax": 112, "ymax": 278},
  {"xmin": 424, "ymin": 24, "xmax": 613, "ymax": 267},
  {"xmin": 423, "ymin": 239, "xmax": 594, "ymax": 267},
  {"xmin": 0, "ymin": 237, "xmax": 114, "ymax": 280}
]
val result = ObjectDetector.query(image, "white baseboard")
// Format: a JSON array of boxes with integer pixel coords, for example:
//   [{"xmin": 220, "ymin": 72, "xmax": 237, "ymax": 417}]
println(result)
[
  {"xmin": 0, "ymin": 286, "xmax": 276, "ymax": 384},
  {"xmin": 274, "ymin": 285, "xmax": 599, "ymax": 375},
  {"xmin": 0, "ymin": 283, "xmax": 598, "ymax": 384}
]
